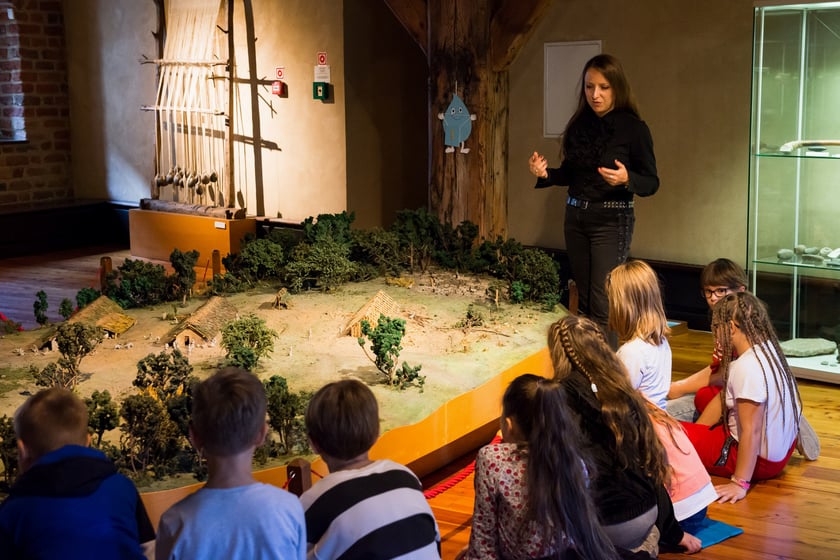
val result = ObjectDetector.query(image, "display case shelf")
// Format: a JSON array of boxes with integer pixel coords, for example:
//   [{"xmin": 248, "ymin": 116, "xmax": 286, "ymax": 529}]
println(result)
[{"xmin": 748, "ymin": 1, "xmax": 840, "ymax": 384}]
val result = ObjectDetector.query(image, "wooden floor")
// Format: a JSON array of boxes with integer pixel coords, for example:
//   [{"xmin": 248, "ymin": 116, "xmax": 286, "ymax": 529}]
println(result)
[
  {"xmin": 2, "ymin": 247, "xmax": 839, "ymax": 559},
  {"xmin": 425, "ymin": 329, "xmax": 840, "ymax": 560}
]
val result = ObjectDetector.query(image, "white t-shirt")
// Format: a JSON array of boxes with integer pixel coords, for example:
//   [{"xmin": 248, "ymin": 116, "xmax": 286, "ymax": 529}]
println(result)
[
  {"xmin": 726, "ymin": 342, "xmax": 799, "ymax": 462},
  {"xmin": 617, "ymin": 336, "xmax": 672, "ymax": 410}
]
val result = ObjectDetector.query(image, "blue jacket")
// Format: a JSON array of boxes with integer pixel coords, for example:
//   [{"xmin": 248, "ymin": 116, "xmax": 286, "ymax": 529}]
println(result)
[{"xmin": 0, "ymin": 445, "xmax": 154, "ymax": 560}]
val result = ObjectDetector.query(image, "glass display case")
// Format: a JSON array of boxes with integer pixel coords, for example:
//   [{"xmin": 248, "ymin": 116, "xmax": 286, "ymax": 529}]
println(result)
[{"xmin": 749, "ymin": 1, "xmax": 840, "ymax": 383}]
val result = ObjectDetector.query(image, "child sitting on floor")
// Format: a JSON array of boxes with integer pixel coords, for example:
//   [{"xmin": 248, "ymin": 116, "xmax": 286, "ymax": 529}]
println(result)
[
  {"xmin": 0, "ymin": 387, "xmax": 156, "ymax": 560},
  {"xmin": 458, "ymin": 373, "xmax": 649, "ymax": 560},
  {"xmin": 607, "ymin": 259, "xmax": 672, "ymax": 409},
  {"xmin": 155, "ymin": 367, "xmax": 306, "ymax": 559},
  {"xmin": 299, "ymin": 379, "xmax": 440, "ymax": 559}
]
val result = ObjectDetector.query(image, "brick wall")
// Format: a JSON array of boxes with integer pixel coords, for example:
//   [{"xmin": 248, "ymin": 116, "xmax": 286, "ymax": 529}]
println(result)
[{"xmin": 0, "ymin": 0, "xmax": 72, "ymax": 212}]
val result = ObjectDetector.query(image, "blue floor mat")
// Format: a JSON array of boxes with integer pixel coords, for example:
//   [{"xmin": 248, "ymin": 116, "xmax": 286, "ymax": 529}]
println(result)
[{"xmin": 693, "ymin": 517, "xmax": 744, "ymax": 547}]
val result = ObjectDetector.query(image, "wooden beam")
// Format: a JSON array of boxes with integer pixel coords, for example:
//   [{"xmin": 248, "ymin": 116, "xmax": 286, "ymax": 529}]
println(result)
[
  {"xmin": 383, "ymin": 0, "xmax": 429, "ymax": 57},
  {"xmin": 489, "ymin": 0, "xmax": 551, "ymax": 72}
]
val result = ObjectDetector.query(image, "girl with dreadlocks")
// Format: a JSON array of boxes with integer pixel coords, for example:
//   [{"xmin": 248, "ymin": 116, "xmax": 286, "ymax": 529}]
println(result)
[
  {"xmin": 681, "ymin": 291, "xmax": 802, "ymax": 504},
  {"xmin": 458, "ymin": 374, "xmax": 628, "ymax": 560},
  {"xmin": 548, "ymin": 315, "xmax": 701, "ymax": 555}
]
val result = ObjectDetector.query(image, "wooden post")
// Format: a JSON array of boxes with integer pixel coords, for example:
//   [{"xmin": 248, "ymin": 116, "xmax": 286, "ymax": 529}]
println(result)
[
  {"xmin": 99, "ymin": 256, "xmax": 112, "ymax": 291},
  {"xmin": 388, "ymin": 0, "xmax": 549, "ymax": 242},
  {"xmin": 286, "ymin": 457, "xmax": 312, "ymax": 496},
  {"xmin": 212, "ymin": 249, "xmax": 221, "ymax": 278},
  {"xmin": 429, "ymin": 0, "xmax": 508, "ymax": 239}
]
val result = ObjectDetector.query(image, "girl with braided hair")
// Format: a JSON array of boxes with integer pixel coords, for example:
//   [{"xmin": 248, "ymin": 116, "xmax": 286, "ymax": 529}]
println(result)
[
  {"xmin": 681, "ymin": 292, "xmax": 803, "ymax": 504},
  {"xmin": 458, "ymin": 374, "xmax": 629, "ymax": 560},
  {"xmin": 548, "ymin": 315, "xmax": 701, "ymax": 555}
]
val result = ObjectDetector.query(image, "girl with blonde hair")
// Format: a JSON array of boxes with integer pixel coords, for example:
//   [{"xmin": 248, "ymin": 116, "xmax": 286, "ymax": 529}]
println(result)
[{"xmin": 607, "ymin": 259, "xmax": 671, "ymax": 409}]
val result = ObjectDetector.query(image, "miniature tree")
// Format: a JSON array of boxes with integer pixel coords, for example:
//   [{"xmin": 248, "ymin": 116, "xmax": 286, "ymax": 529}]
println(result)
[
  {"xmin": 237, "ymin": 238, "xmax": 285, "ymax": 281},
  {"xmin": 350, "ymin": 228, "xmax": 403, "ymax": 277},
  {"xmin": 85, "ymin": 389, "xmax": 119, "ymax": 447},
  {"xmin": 104, "ymin": 258, "xmax": 169, "ymax": 308},
  {"xmin": 33, "ymin": 290, "xmax": 48, "ymax": 326},
  {"xmin": 119, "ymin": 394, "xmax": 182, "ymax": 480},
  {"xmin": 33, "ymin": 322, "xmax": 102, "ymax": 389},
  {"xmin": 168, "ymin": 248, "xmax": 200, "ymax": 301},
  {"xmin": 283, "ymin": 238, "xmax": 357, "ymax": 292},
  {"xmin": 358, "ymin": 315, "xmax": 425, "ymax": 391},
  {"xmin": 264, "ymin": 375, "xmax": 311, "ymax": 454},
  {"xmin": 0, "ymin": 414, "xmax": 18, "ymax": 488},
  {"xmin": 75, "ymin": 287, "xmax": 101, "ymax": 309},
  {"xmin": 120, "ymin": 349, "xmax": 199, "ymax": 480},
  {"xmin": 58, "ymin": 297, "xmax": 74, "ymax": 320},
  {"xmin": 302, "ymin": 210, "xmax": 355, "ymax": 248},
  {"xmin": 391, "ymin": 208, "xmax": 441, "ymax": 273},
  {"xmin": 221, "ymin": 314, "xmax": 278, "ymax": 370}
]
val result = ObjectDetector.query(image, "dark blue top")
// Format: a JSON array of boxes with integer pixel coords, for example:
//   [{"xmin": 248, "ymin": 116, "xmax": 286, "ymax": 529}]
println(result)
[{"xmin": 0, "ymin": 445, "xmax": 154, "ymax": 560}]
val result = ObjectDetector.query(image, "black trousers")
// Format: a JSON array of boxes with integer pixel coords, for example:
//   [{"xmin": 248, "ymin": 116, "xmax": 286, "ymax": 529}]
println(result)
[{"xmin": 564, "ymin": 204, "xmax": 635, "ymax": 331}]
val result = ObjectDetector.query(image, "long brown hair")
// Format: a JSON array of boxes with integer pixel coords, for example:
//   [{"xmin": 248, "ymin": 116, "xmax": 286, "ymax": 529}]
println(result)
[
  {"xmin": 503, "ymin": 374, "xmax": 619, "ymax": 560},
  {"xmin": 711, "ymin": 292, "xmax": 802, "ymax": 429},
  {"xmin": 607, "ymin": 259, "xmax": 669, "ymax": 345},
  {"xmin": 566, "ymin": 54, "xmax": 640, "ymax": 131},
  {"xmin": 548, "ymin": 315, "xmax": 669, "ymax": 486}
]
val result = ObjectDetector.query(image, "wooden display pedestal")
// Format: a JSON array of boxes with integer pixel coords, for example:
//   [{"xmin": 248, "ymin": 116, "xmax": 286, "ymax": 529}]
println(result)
[{"xmin": 129, "ymin": 209, "xmax": 255, "ymax": 267}]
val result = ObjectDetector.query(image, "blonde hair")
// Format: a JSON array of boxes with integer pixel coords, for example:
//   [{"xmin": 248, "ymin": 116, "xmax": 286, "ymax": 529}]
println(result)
[
  {"xmin": 14, "ymin": 388, "xmax": 89, "ymax": 460},
  {"xmin": 607, "ymin": 259, "xmax": 669, "ymax": 345}
]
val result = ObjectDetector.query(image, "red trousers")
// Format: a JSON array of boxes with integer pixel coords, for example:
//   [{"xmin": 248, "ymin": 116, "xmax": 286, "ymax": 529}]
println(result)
[{"xmin": 681, "ymin": 386, "xmax": 793, "ymax": 480}]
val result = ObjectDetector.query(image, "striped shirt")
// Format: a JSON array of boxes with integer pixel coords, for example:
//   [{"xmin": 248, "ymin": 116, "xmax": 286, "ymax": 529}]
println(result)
[{"xmin": 299, "ymin": 460, "xmax": 440, "ymax": 560}]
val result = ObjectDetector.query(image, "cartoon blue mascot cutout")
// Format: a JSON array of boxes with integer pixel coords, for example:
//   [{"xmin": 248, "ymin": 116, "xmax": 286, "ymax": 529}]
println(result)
[{"xmin": 438, "ymin": 93, "xmax": 476, "ymax": 153}]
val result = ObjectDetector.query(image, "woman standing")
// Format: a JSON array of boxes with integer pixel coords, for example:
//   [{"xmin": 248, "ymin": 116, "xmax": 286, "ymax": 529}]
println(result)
[{"xmin": 529, "ymin": 54, "xmax": 658, "ymax": 332}]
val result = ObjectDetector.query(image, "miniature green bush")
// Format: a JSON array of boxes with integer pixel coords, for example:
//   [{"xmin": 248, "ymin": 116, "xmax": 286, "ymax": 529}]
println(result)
[
  {"xmin": 58, "ymin": 298, "xmax": 74, "ymax": 320},
  {"xmin": 264, "ymin": 375, "xmax": 311, "ymax": 454},
  {"xmin": 0, "ymin": 415, "xmax": 18, "ymax": 489},
  {"xmin": 168, "ymin": 248, "xmax": 200, "ymax": 301},
  {"xmin": 302, "ymin": 211, "xmax": 355, "ymax": 248},
  {"xmin": 436, "ymin": 220, "xmax": 479, "ymax": 271},
  {"xmin": 32, "ymin": 322, "xmax": 102, "ymax": 389},
  {"xmin": 357, "ymin": 315, "xmax": 425, "ymax": 391},
  {"xmin": 350, "ymin": 228, "xmax": 403, "ymax": 277},
  {"xmin": 221, "ymin": 314, "xmax": 278, "ymax": 370},
  {"xmin": 104, "ymin": 258, "xmax": 169, "ymax": 308},
  {"xmin": 237, "ymin": 237, "xmax": 285, "ymax": 281},
  {"xmin": 283, "ymin": 239, "xmax": 357, "ymax": 292},
  {"xmin": 391, "ymin": 208, "xmax": 441, "ymax": 272},
  {"xmin": 75, "ymin": 287, "xmax": 101, "ymax": 309},
  {"xmin": 33, "ymin": 290, "xmax": 48, "ymax": 326},
  {"xmin": 512, "ymin": 248, "xmax": 561, "ymax": 304}
]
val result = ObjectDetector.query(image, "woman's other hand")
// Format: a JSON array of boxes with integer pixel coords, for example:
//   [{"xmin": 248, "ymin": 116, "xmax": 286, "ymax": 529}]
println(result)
[
  {"xmin": 597, "ymin": 159, "xmax": 628, "ymax": 187},
  {"xmin": 529, "ymin": 151, "xmax": 548, "ymax": 179}
]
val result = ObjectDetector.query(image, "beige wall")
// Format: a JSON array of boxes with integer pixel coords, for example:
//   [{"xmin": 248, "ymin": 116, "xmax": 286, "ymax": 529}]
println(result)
[
  {"xmin": 65, "ymin": 0, "xmax": 761, "ymax": 268},
  {"xmin": 65, "ymin": 0, "xmax": 349, "ymax": 224},
  {"xmin": 508, "ymin": 0, "xmax": 755, "ymax": 267}
]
